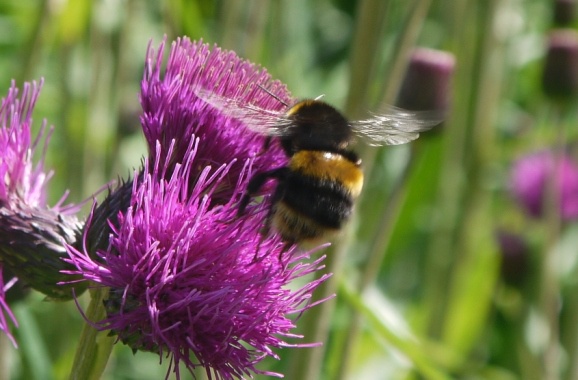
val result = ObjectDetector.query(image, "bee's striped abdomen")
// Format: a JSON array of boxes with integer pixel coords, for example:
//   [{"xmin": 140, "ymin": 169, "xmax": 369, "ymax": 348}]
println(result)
[{"xmin": 272, "ymin": 150, "xmax": 363, "ymax": 243}]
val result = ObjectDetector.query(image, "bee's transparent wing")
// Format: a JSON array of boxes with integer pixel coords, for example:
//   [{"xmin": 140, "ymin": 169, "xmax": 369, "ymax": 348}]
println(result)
[
  {"xmin": 194, "ymin": 87, "xmax": 294, "ymax": 136},
  {"xmin": 351, "ymin": 105, "xmax": 443, "ymax": 146}
]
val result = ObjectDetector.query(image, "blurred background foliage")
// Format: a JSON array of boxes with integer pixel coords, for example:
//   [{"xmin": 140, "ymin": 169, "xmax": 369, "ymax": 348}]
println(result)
[{"xmin": 1, "ymin": 0, "xmax": 578, "ymax": 379}]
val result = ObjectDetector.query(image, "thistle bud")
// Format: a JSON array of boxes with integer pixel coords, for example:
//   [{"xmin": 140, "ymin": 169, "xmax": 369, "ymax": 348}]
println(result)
[
  {"xmin": 553, "ymin": 0, "xmax": 576, "ymax": 27},
  {"xmin": 396, "ymin": 47, "xmax": 456, "ymax": 115},
  {"xmin": 541, "ymin": 29, "xmax": 578, "ymax": 101},
  {"xmin": 496, "ymin": 231, "xmax": 530, "ymax": 287}
]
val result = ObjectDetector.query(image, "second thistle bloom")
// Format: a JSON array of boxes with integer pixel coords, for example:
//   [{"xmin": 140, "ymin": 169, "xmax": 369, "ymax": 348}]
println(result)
[{"xmin": 0, "ymin": 81, "xmax": 84, "ymax": 344}]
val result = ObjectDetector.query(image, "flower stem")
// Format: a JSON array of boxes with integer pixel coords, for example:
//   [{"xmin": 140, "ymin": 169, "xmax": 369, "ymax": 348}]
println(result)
[
  {"xmin": 334, "ymin": 147, "xmax": 418, "ymax": 380},
  {"xmin": 68, "ymin": 286, "xmax": 114, "ymax": 380},
  {"xmin": 540, "ymin": 106, "xmax": 566, "ymax": 380}
]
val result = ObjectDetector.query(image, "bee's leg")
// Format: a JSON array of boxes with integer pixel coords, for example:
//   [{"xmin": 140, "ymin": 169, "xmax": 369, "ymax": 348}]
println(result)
[
  {"xmin": 252, "ymin": 184, "xmax": 285, "ymax": 264},
  {"xmin": 238, "ymin": 167, "xmax": 288, "ymax": 216}
]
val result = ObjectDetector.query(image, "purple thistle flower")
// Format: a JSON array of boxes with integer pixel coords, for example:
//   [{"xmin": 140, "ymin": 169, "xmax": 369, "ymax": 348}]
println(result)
[
  {"xmin": 66, "ymin": 140, "xmax": 329, "ymax": 379},
  {"xmin": 84, "ymin": 37, "xmax": 290, "ymax": 257},
  {"xmin": 0, "ymin": 80, "xmax": 84, "ymax": 345},
  {"xmin": 67, "ymin": 38, "xmax": 331, "ymax": 379},
  {"xmin": 140, "ymin": 37, "xmax": 289, "ymax": 202},
  {"xmin": 510, "ymin": 150, "xmax": 578, "ymax": 220}
]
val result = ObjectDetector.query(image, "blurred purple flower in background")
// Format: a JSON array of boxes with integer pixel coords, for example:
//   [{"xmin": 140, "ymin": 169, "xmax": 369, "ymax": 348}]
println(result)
[
  {"xmin": 510, "ymin": 150, "xmax": 578, "ymax": 220},
  {"xmin": 0, "ymin": 81, "xmax": 83, "ymax": 345},
  {"xmin": 66, "ymin": 38, "xmax": 330, "ymax": 379}
]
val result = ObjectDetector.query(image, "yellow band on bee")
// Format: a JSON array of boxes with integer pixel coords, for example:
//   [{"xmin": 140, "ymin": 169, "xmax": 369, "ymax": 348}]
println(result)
[{"xmin": 289, "ymin": 151, "xmax": 363, "ymax": 197}]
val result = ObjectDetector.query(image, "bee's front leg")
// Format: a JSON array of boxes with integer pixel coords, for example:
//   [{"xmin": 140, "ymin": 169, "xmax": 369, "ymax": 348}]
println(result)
[{"xmin": 237, "ymin": 167, "xmax": 288, "ymax": 216}]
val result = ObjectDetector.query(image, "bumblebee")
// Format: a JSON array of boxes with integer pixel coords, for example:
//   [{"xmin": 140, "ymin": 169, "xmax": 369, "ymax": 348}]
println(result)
[{"xmin": 196, "ymin": 87, "xmax": 440, "ymax": 247}]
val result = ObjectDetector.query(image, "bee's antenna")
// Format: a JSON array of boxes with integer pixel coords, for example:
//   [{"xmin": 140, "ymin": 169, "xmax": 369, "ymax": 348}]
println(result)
[{"xmin": 257, "ymin": 84, "xmax": 289, "ymax": 107}]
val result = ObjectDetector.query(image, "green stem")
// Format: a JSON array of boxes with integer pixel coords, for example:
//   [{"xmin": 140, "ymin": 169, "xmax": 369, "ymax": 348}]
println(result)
[
  {"xmin": 540, "ymin": 106, "xmax": 566, "ymax": 380},
  {"xmin": 285, "ymin": 233, "xmax": 353, "ymax": 380},
  {"xmin": 422, "ymin": 0, "xmax": 503, "ymax": 341},
  {"xmin": 335, "ymin": 146, "xmax": 419, "ymax": 380},
  {"xmin": 562, "ymin": 282, "xmax": 578, "ymax": 380},
  {"xmin": 358, "ymin": 0, "xmax": 433, "ymax": 177},
  {"xmin": 344, "ymin": 0, "xmax": 390, "ymax": 117},
  {"xmin": 18, "ymin": 0, "xmax": 50, "ymax": 84},
  {"xmin": 68, "ymin": 286, "xmax": 114, "ymax": 380},
  {"xmin": 339, "ymin": 281, "xmax": 452, "ymax": 380}
]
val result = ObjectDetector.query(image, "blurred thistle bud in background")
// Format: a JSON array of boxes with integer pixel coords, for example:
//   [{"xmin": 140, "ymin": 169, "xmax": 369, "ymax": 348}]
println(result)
[
  {"xmin": 553, "ymin": 0, "xmax": 576, "ymax": 27},
  {"xmin": 541, "ymin": 29, "xmax": 578, "ymax": 102},
  {"xmin": 0, "ymin": 81, "xmax": 86, "ymax": 345},
  {"xmin": 495, "ymin": 230, "xmax": 530, "ymax": 288},
  {"xmin": 510, "ymin": 150, "xmax": 578, "ymax": 221},
  {"xmin": 396, "ymin": 47, "xmax": 456, "ymax": 115}
]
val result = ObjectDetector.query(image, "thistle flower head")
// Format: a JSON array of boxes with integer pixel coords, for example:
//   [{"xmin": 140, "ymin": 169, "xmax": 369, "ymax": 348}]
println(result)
[
  {"xmin": 510, "ymin": 150, "xmax": 578, "ymax": 220},
  {"xmin": 67, "ymin": 140, "xmax": 329, "ymax": 379},
  {"xmin": 67, "ymin": 38, "xmax": 330, "ymax": 379},
  {"xmin": 85, "ymin": 37, "xmax": 290, "ymax": 257},
  {"xmin": 140, "ymin": 37, "xmax": 289, "ymax": 202},
  {"xmin": 0, "ymin": 80, "xmax": 84, "ymax": 345}
]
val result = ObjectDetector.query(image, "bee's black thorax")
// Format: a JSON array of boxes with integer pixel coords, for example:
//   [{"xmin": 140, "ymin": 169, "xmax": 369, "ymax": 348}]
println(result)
[{"xmin": 281, "ymin": 100, "xmax": 354, "ymax": 157}]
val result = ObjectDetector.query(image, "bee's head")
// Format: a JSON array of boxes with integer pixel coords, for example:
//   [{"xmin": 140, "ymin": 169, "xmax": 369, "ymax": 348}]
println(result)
[{"xmin": 282, "ymin": 100, "xmax": 353, "ymax": 156}]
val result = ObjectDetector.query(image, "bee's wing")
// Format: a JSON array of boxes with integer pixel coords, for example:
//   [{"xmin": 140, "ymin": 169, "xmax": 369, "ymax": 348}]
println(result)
[
  {"xmin": 194, "ymin": 87, "xmax": 294, "ymax": 136},
  {"xmin": 351, "ymin": 105, "xmax": 443, "ymax": 146}
]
